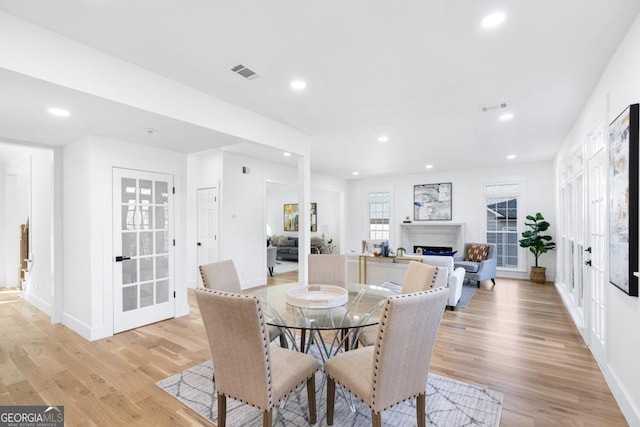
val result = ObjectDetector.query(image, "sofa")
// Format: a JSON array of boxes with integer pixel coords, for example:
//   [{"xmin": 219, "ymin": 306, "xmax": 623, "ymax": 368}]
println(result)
[
  {"xmin": 274, "ymin": 236, "xmax": 299, "ymax": 261},
  {"xmin": 346, "ymin": 254, "xmax": 464, "ymax": 308},
  {"xmin": 271, "ymin": 235, "xmax": 325, "ymax": 262}
]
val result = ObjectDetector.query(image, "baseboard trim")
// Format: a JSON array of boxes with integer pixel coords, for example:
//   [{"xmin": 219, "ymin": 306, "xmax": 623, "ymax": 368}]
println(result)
[
  {"xmin": 605, "ymin": 364, "xmax": 640, "ymax": 426},
  {"xmin": 23, "ymin": 291, "xmax": 51, "ymax": 317},
  {"xmin": 61, "ymin": 312, "xmax": 93, "ymax": 341}
]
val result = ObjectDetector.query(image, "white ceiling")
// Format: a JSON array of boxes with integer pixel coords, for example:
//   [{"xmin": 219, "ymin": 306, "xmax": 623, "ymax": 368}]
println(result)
[{"xmin": 1, "ymin": 1, "xmax": 639, "ymax": 178}]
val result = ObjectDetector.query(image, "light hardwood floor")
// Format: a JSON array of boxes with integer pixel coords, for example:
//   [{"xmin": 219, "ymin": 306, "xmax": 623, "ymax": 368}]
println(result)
[{"xmin": 0, "ymin": 277, "xmax": 628, "ymax": 426}]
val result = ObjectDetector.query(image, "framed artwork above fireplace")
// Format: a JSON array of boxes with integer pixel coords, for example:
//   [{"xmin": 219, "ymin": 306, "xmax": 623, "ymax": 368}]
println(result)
[{"xmin": 414, "ymin": 182, "xmax": 452, "ymax": 221}]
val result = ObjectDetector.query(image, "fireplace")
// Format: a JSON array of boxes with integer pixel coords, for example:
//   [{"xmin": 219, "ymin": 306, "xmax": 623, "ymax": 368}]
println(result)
[
  {"xmin": 413, "ymin": 245, "xmax": 453, "ymax": 254},
  {"xmin": 400, "ymin": 223, "xmax": 464, "ymax": 254}
]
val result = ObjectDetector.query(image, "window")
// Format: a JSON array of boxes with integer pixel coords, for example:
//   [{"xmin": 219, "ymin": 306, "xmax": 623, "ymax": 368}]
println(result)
[
  {"xmin": 485, "ymin": 183, "xmax": 520, "ymax": 269},
  {"xmin": 368, "ymin": 191, "xmax": 390, "ymax": 240}
]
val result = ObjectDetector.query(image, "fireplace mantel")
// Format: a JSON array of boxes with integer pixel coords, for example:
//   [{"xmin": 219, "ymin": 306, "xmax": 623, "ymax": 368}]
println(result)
[{"xmin": 399, "ymin": 222, "xmax": 465, "ymax": 254}]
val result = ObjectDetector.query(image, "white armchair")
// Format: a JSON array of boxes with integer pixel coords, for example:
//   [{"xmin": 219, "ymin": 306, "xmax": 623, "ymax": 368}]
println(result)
[{"xmin": 406, "ymin": 255, "xmax": 466, "ymax": 309}]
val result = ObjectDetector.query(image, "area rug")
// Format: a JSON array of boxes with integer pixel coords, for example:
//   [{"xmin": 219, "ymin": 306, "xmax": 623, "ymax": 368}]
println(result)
[
  {"xmin": 273, "ymin": 260, "xmax": 299, "ymax": 275},
  {"xmin": 157, "ymin": 358, "xmax": 502, "ymax": 426},
  {"xmin": 455, "ymin": 283, "xmax": 478, "ymax": 308}
]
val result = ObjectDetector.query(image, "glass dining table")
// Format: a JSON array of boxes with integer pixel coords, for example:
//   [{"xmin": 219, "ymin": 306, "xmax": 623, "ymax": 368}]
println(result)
[{"xmin": 250, "ymin": 282, "xmax": 397, "ymax": 361}]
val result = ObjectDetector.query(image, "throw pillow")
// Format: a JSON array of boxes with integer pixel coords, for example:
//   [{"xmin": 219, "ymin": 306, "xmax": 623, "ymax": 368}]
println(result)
[{"xmin": 465, "ymin": 244, "xmax": 490, "ymax": 262}]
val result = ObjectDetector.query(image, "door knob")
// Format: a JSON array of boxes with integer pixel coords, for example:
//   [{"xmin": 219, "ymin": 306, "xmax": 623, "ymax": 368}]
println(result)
[
  {"xmin": 115, "ymin": 256, "xmax": 131, "ymax": 262},
  {"xmin": 585, "ymin": 247, "xmax": 592, "ymax": 253},
  {"xmin": 197, "ymin": 242, "xmax": 202, "ymax": 246},
  {"xmin": 585, "ymin": 260, "xmax": 592, "ymax": 266}
]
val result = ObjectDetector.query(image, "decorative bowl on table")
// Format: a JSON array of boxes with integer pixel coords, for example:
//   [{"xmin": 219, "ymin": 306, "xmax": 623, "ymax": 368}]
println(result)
[{"xmin": 285, "ymin": 285, "xmax": 348, "ymax": 308}]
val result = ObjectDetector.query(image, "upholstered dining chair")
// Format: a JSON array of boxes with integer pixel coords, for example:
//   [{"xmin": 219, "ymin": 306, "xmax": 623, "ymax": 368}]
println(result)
[
  {"xmin": 306, "ymin": 254, "xmax": 349, "ymax": 350},
  {"xmin": 199, "ymin": 260, "xmax": 287, "ymax": 348},
  {"xmin": 357, "ymin": 261, "xmax": 438, "ymax": 347},
  {"xmin": 308, "ymin": 254, "xmax": 347, "ymax": 287},
  {"xmin": 195, "ymin": 289, "xmax": 318, "ymax": 427},
  {"xmin": 324, "ymin": 287, "xmax": 449, "ymax": 427}
]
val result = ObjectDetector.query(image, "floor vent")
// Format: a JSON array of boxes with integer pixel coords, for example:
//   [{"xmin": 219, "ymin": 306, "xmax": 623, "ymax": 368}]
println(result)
[{"xmin": 230, "ymin": 64, "xmax": 260, "ymax": 80}]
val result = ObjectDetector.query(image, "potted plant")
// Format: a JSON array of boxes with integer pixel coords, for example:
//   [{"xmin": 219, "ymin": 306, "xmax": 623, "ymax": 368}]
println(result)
[{"xmin": 519, "ymin": 212, "xmax": 556, "ymax": 284}]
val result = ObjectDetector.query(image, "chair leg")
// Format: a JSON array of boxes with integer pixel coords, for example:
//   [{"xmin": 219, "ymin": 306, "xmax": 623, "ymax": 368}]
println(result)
[
  {"xmin": 491, "ymin": 278, "xmax": 496, "ymax": 286},
  {"xmin": 263, "ymin": 409, "xmax": 272, "ymax": 427},
  {"xmin": 217, "ymin": 393, "xmax": 226, "ymax": 427},
  {"xmin": 279, "ymin": 333, "xmax": 288, "ymax": 348},
  {"xmin": 371, "ymin": 410, "xmax": 382, "ymax": 427},
  {"xmin": 416, "ymin": 393, "xmax": 426, "ymax": 427},
  {"xmin": 327, "ymin": 377, "xmax": 335, "ymax": 425},
  {"xmin": 306, "ymin": 375, "xmax": 317, "ymax": 424}
]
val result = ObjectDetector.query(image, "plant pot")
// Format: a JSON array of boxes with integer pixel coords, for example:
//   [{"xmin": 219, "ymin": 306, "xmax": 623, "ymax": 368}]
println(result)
[{"xmin": 530, "ymin": 266, "xmax": 546, "ymax": 284}]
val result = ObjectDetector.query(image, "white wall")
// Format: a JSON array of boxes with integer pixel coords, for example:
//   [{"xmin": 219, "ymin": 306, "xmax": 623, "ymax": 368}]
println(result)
[
  {"xmin": 63, "ymin": 136, "xmax": 188, "ymax": 341},
  {"xmin": 555, "ymin": 14, "xmax": 640, "ymax": 426},
  {"xmin": 347, "ymin": 161, "xmax": 556, "ymax": 279}
]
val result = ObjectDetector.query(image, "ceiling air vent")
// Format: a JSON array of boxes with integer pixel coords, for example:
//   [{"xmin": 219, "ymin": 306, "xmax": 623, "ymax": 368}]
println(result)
[
  {"xmin": 230, "ymin": 64, "xmax": 260, "ymax": 80},
  {"xmin": 480, "ymin": 102, "xmax": 508, "ymax": 113}
]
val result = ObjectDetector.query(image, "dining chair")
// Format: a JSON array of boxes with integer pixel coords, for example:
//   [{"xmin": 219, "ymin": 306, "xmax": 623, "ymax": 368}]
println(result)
[
  {"xmin": 305, "ymin": 254, "xmax": 349, "ymax": 351},
  {"xmin": 308, "ymin": 254, "xmax": 347, "ymax": 287},
  {"xmin": 199, "ymin": 260, "xmax": 288, "ymax": 348},
  {"xmin": 323, "ymin": 287, "xmax": 448, "ymax": 427},
  {"xmin": 195, "ymin": 289, "xmax": 318, "ymax": 427},
  {"xmin": 357, "ymin": 261, "xmax": 438, "ymax": 347}
]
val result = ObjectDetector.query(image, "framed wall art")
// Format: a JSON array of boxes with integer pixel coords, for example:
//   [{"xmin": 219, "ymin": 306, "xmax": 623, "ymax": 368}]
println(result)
[
  {"xmin": 283, "ymin": 203, "xmax": 317, "ymax": 232},
  {"xmin": 609, "ymin": 103, "xmax": 639, "ymax": 297},
  {"xmin": 414, "ymin": 182, "xmax": 452, "ymax": 221}
]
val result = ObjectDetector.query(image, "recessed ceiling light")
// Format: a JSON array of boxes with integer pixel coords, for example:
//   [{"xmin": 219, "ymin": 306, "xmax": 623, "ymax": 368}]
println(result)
[
  {"xmin": 499, "ymin": 113, "xmax": 514, "ymax": 121},
  {"xmin": 425, "ymin": 164, "xmax": 433, "ymax": 169},
  {"xmin": 352, "ymin": 171, "xmax": 359, "ymax": 176},
  {"xmin": 145, "ymin": 128, "xmax": 157, "ymax": 135},
  {"xmin": 283, "ymin": 152, "xmax": 292, "ymax": 157},
  {"xmin": 507, "ymin": 154, "xmax": 516, "ymax": 160},
  {"xmin": 377, "ymin": 135, "xmax": 389, "ymax": 143},
  {"xmin": 290, "ymin": 80, "xmax": 307, "ymax": 90},
  {"xmin": 482, "ymin": 12, "xmax": 506, "ymax": 28},
  {"xmin": 48, "ymin": 107, "xmax": 70, "ymax": 117}
]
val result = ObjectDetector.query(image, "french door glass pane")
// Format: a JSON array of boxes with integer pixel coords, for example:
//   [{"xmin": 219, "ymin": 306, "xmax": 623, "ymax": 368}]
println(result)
[
  {"xmin": 140, "ymin": 257, "xmax": 154, "ymax": 282},
  {"xmin": 140, "ymin": 283, "xmax": 154, "ymax": 308},
  {"xmin": 122, "ymin": 233, "xmax": 137, "ymax": 257},
  {"xmin": 139, "ymin": 232, "xmax": 153, "ymax": 256},
  {"xmin": 123, "ymin": 285, "xmax": 137, "ymax": 312},
  {"xmin": 156, "ymin": 280, "xmax": 169, "ymax": 304},
  {"xmin": 156, "ymin": 255, "xmax": 169, "ymax": 279},
  {"xmin": 122, "ymin": 259, "xmax": 137, "ymax": 284}
]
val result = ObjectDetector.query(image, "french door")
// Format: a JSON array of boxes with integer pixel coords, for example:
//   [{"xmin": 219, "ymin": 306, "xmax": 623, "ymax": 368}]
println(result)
[
  {"xmin": 113, "ymin": 168, "xmax": 174, "ymax": 333},
  {"xmin": 586, "ymin": 147, "xmax": 607, "ymax": 361}
]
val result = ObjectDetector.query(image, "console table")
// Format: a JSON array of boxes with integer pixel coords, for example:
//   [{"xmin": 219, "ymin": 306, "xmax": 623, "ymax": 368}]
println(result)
[{"xmin": 358, "ymin": 255, "xmax": 420, "ymax": 284}]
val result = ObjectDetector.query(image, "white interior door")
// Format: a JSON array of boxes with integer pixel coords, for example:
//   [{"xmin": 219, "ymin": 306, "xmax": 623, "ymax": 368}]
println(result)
[
  {"xmin": 197, "ymin": 187, "xmax": 219, "ymax": 285},
  {"xmin": 586, "ymin": 148, "xmax": 607, "ymax": 362},
  {"xmin": 113, "ymin": 168, "xmax": 174, "ymax": 333}
]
